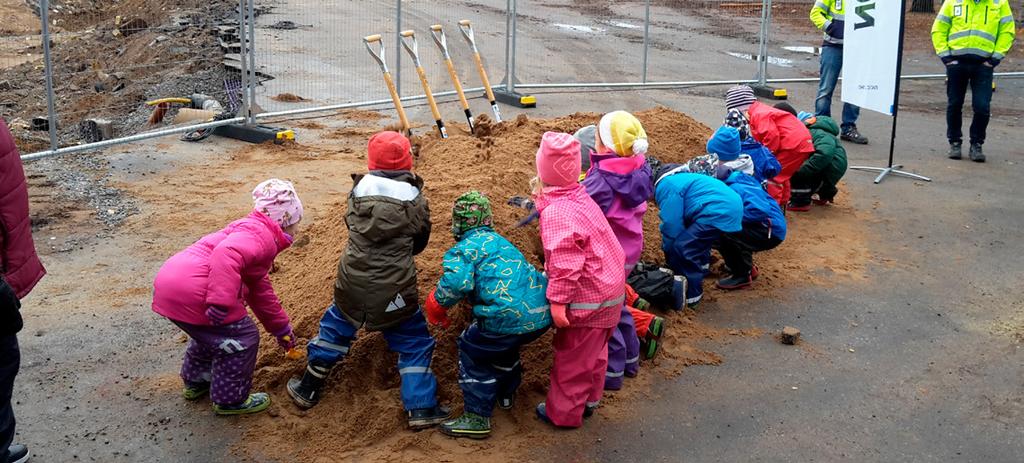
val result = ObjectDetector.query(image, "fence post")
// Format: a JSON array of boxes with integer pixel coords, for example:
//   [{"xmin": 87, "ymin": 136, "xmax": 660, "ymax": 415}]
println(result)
[
  {"xmin": 642, "ymin": 0, "xmax": 651, "ymax": 83},
  {"xmin": 756, "ymin": 0, "xmax": 772, "ymax": 86},
  {"xmin": 246, "ymin": 0, "xmax": 258, "ymax": 124},
  {"xmin": 396, "ymin": 0, "xmax": 402, "ymax": 96},
  {"xmin": 508, "ymin": 0, "xmax": 518, "ymax": 93},
  {"xmin": 39, "ymin": 0, "xmax": 58, "ymax": 151},
  {"xmin": 237, "ymin": 0, "xmax": 251, "ymax": 123}
]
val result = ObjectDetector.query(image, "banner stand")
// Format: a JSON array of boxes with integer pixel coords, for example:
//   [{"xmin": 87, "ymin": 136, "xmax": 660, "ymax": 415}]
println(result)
[{"xmin": 848, "ymin": 0, "xmax": 931, "ymax": 184}]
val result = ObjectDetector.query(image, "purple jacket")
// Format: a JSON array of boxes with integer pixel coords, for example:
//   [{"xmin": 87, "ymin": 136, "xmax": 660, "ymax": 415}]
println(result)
[
  {"xmin": 0, "ymin": 119, "xmax": 45, "ymax": 299},
  {"xmin": 581, "ymin": 152, "xmax": 653, "ymax": 270}
]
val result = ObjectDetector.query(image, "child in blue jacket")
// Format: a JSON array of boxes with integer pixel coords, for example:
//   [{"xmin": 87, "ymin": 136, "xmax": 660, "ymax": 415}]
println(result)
[
  {"xmin": 423, "ymin": 191, "xmax": 552, "ymax": 439},
  {"xmin": 715, "ymin": 171, "xmax": 787, "ymax": 289},
  {"xmin": 653, "ymin": 165, "xmax": 743, "ymax": 308},
  {"xmin": 724, "ymin": 109, "xmax": 782, "ymax": 185}
]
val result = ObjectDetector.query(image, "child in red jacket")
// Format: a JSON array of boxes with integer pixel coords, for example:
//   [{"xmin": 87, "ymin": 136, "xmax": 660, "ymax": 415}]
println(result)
[
  {"xmin": 725, "ymin": 85, "xmax": 814, "ymax": 208},
  {"xmin": 152, "ymin": 179, "xmax": 302, "ymax": 415},
  {"xmin": 532, "ymin": 132, "xmax": 627, "ymax": 428}
]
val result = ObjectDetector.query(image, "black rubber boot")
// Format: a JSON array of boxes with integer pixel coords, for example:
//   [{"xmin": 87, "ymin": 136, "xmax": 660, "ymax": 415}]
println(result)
[
  {"xmin": 408, "ymin": 405, "xmax": 451, "ymax": 429},
  {"xmin": 969, "ymin": 143, "xmax": 985, "ymax": 163},
  {"xmin": 948, "ymin": 141, "xmax": 963, "ymax": 160},
  {"xmin": 286, "ymin": 364, "xmax": 329, "ymax": 409}
]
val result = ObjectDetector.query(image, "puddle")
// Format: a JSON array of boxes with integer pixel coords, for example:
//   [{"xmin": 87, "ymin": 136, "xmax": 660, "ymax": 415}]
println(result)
[
  {"xmin": 553, "ymin": 23, "xmax": 605, "ymax": 34},
  {"xmin": 725, "ymin": 51, "xmax": 794, "ymax": 68},
  {"xmin": 782, "ymin": 45, "xmax": 822, "ymax": 55},
  {"xmin": 608, "ymin": 21, "xmax": 642, "ymax": 30}
]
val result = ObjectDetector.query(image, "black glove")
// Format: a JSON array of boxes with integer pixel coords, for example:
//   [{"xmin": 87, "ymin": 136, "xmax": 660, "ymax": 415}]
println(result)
[
  {"xmin": 986, "ymin": 57, "xmax": 1000, "ymax": 68},
  {"xmin": 941, "ymin": 55, "xmax": 957, "ymax": 65},
  {"xmin": 825, "ymin": 21, "xmax": 844, "ymax": 40},
  {"xmin": 0, "ymin": 276, "xmax": 23, "ymax": 335}
]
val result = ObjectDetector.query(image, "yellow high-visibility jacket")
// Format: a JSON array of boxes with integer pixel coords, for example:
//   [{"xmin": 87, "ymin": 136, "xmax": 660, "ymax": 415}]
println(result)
[
  {"xmin": 932, "ymin": 0, "xmax": 1016, "ymax": 61},
  {"xmin": 810, "ymin": 0, "xmax": 845, "ymax": 46}
]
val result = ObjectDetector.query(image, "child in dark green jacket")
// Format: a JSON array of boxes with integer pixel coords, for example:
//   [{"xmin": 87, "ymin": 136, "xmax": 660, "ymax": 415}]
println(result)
[
  {"xmin": 789, "ymin": 112, "xmax": 848, "ymax": 211},
  {"xmin": 423, "ymin": 191, "xmax": 552, "ymax": 439}
]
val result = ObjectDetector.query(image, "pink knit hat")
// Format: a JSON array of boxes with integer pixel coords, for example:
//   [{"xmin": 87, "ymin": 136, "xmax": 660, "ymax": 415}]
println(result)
[
  {"xmin": 252, "ymin": 178, "xmax": 303, "ymax": 228},
  {"xmin": 535, "ymin": 131, "xmax": 581, "ymax": 187}
]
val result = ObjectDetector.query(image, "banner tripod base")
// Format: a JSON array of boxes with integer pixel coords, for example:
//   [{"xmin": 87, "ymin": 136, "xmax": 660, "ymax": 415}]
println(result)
[{"xmin": 850, "ymin": 165, "xmax": 931, "ymax": 184}]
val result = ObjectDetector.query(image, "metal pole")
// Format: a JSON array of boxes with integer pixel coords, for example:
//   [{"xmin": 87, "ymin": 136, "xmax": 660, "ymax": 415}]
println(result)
[
  {"xmin": 756, "ymin": 0, "xmax": 771, "ymax": 86},
  {"xmin": 237, "ymin": 0, "xmax": 251, "ymax": 123},
  {"xmin": 509, "ymin": 0, "xmax": 517, "ymax": 94},
  {"xmin": 246, "ymin": 0, "xmax": 258, "ymax": 125},
  {"xmin": 396, "ymin": 0, "xmax": 402, "ymax": 96},
  {"xmin": 39, "ymin": 0, "xmax": 58, "ymax": 151},
  {"xmin": 642, "ymin": 0, "xmax": 651, "ymax": 83}
]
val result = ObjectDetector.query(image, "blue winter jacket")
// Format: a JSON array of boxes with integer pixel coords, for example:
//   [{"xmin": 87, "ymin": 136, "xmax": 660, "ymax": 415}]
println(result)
[
  {"xmin": 741, "ymin": 138, "xmax": 782, "ymax": 184},
  {"xmin": 724, "ymin": 172, "xmax": 787, "ymax": 241},
  {"xmin": 655, "ymin": 172, "xmax": 743, "ymax": 243},
  {"xmin": 434, "ymin": 227, "xmax": 552, "ymax": 335}
]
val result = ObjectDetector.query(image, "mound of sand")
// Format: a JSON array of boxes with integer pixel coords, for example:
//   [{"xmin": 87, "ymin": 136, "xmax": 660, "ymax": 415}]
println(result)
[{"xmin": 238, "ymin": 107, "xmax": 872, "ymax": 461}]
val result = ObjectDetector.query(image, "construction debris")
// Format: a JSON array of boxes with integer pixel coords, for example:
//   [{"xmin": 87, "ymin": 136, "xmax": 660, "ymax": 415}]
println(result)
[{"xmin": 781, "ymin": 326, "xmax": 801, "ymax": 345}]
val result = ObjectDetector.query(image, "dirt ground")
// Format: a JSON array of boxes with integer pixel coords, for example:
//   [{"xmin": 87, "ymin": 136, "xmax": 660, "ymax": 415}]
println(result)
[{"xmin": 7, "ymin": 0, "xmax": 1024, "ymax": 462}]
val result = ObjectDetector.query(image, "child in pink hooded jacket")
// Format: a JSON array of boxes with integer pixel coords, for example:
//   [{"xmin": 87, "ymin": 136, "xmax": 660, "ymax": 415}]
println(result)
[
  {"xmin": 152, "ymin": 179, "xmax": 302, "ymax": 415},
  {"xmin": 533, "ymin": 132, "xmax": 627, "ymax": 428},
  {"xmin": 580, "ymin": 111, "xmax": 653, "ymax": 390}
]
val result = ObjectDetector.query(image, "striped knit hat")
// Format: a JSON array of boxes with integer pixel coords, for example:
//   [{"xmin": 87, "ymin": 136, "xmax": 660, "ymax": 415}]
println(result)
[
  {"xmin": 598, "ymin": 111, "xmax": 648, "ymax": 157},
  {"xmin": 725, "ymin": 85, "xmax": 756, "ymax": 112}
]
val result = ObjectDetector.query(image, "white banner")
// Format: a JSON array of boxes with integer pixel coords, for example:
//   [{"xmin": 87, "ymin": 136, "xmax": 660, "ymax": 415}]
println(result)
[{"xmin": 841, "ymin": 0, "xmax": 904, "ymax": 116}]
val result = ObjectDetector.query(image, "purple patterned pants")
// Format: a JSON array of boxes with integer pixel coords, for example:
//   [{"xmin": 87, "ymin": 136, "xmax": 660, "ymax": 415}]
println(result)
[{"xmin": 171, "ymin": 316, "xmax": 260, "ymax": 406}]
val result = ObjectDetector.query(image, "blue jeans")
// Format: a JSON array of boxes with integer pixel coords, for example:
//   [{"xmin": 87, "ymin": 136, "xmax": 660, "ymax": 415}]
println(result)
[
  {"xmin": 307, "ymin": 303, "xmax": 439, "ymax": 411},
  {"xmin": 815, "ymin": 46, "xmax": 860, "ymax": 130}
]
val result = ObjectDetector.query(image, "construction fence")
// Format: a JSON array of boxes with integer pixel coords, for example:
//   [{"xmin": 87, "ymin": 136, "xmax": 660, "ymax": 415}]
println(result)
[{"xmin": 2, "ymin": 0, "xmax": 1022, "ymax": 160}]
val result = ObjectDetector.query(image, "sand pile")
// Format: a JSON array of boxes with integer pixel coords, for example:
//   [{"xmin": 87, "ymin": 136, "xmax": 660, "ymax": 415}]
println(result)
[{"xmin": 239, "ymin": 107, "xmax": 872, "ymax": 461}]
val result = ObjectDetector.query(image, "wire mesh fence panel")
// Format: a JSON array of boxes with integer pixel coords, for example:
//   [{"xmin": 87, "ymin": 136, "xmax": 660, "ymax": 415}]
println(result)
[
  {"xmin": 0, "ymin": 1, "xmax": 49, "ymax": 152},
  {"xmin": 392, "ymin": 0, "xmax": 509, "ymax": 130},
  {"xmin": 511, "ymin": 0, "xmax": 649, "ymax": 85},
  {"xmin": 252, "ymin": 0, "xmax": 397, "ymax": 114}
]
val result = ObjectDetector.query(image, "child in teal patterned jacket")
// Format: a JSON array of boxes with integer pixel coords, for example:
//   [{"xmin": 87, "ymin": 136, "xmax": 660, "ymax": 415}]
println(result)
[{"xmin": 424, "ymin": 191, "xmax": 552, "ymax": 439}]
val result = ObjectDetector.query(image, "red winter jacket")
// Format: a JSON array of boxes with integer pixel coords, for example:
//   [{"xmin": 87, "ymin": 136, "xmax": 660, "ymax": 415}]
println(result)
[
  {"xmin": 747, "ymin": 101, "xmax": 814, "ymax": 205},
  {"xmin": 0, "ymin": 119, "xmax": 45, "ymax": 299}
]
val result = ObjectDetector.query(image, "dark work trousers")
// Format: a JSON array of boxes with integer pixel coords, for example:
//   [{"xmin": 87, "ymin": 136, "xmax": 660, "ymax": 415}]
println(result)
[
  {"xmin": 715, "ymin": 221, "xmax": 784, "ymax": 277},
  {"xmin": 457, "ymin": 322, "xmax": 547, "ymax": 417},
  {"xmin": 0, "ymin": 335, "xmax": 20, "ymax": 462},
  {"xmin": 946, "ymin": 61, "xmax": 994, "ymax": 145}
]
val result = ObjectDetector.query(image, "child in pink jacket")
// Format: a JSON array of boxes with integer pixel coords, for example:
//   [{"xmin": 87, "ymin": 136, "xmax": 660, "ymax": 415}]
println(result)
[
  {"xmin": 532, "ymin": 132, "xmax": 627, "ymax": 428},
  {"xmin": 152, "ymin": 179, "xmax": 302, "ymax": 415},
  {"xmin": 580, "ymin": 111, "xmax": 653, "ymax": 390}
]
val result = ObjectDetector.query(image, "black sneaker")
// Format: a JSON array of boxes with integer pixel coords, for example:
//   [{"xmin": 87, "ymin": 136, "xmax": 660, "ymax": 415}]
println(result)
[
  {"xmin": 948, "ymin": 141, "xmax": 963, "ymax": 160},
  {"xmin": 717, "ymin": 273, "xmax": 753, "ymax": 290},
  {"xmin": 840, "ymin": 126, "xmax": 869, "ymax": 145},
  {"xmin": 408, "ymin": 405, "xmax": 450, "ymax": 429},
  {"xmin": 6, "ymin": 444, "xmax": 29, "ymax": 463},
  {"xmin": 969, "ymin": 143, "xmax": 985, "ymax": 163},
  {"xmin": 497, "ymin": 394, "xmax": 515, "ymax": 410}
]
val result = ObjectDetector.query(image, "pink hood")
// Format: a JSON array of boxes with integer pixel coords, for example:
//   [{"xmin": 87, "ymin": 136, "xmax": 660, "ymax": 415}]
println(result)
[{"xmin": 152, "ymin": 210, "xmax": 293, "ymax": 333}]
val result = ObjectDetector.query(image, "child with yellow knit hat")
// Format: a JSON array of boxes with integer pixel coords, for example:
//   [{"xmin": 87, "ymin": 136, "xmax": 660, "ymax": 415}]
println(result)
[{"xmin": 578, "ymin": 111, "xmax": 657, "ymax": 390}]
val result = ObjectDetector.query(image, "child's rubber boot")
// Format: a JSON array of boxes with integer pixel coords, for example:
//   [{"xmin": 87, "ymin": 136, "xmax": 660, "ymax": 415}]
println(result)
[
  {"xmin": 717, "ymin": 273, "xmax": 753, "ymax": 290},
  {"xmin": 535, "ymin": 402, "xmax": 553, "ymax": 424},
  {"xmin": 787, "ymin": 201, "xmax": 812, "ymax": 212},
  {"xmin": 182, "ymin": 381, "xmax": 210, "ymax": 401},
  {"xmin": 497, "ymin": 393, "xmax": 515, "ymax": 410},
  {"xmin": 286, "ymin": 363, "xmax": 330, "ymax": 409},
  {"xmin": 213, "ymin": 392, "xmax": 271, "ymax": 416},
  {"xmin": 439, "ymin": 412, "xmax": 492, "ymax": 439},
  {"xmin": 583, "ymin": 401, "xmax": 599, "ymax": 418},
  {"xmin": 641, "ymin": 316, "xmax": 666, "ymax": 360},
  {"xmin": 408, "ymin": 405, "xmax": 451, "ymax": 430},
  {"xmin": 671, "ymin": 277, "xmax": 687, "ymax": 311}
]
